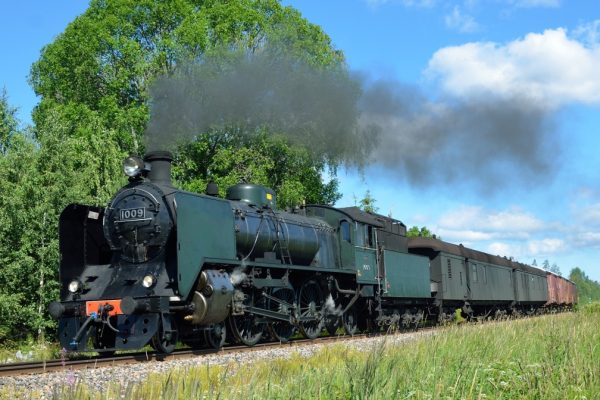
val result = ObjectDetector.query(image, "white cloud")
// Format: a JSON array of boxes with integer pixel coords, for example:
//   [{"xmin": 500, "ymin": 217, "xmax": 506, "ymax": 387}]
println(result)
[
  {"xmin": 438, "ymin": 206, "xmax": 545, "ymax": 233},
  {"xmin": 487, "ymin": 238, "xmax": 566, "ymax": 259},
  {"xmin": 487, "ymin": 242, "xmax": 515, "ymax": 257},
  {"xmin": 573, "ymin": 19, "xmax": 600, "ymax": 47},
  {"xmin": 434, "ymin": 205, "xmax": 565, "ymax": 262},
  {"xmin": 569, "ymin": 231, "xmax": 600, "ymax": 249},
  {"xmin": 437, "ymin": 229, "xmax": 494, "ymax": 242},
  {"xmin": 445, "ymin": 6, "xmax": 480, "ymax": 33},
  {"xmin": 426, "ymin": 28, "xmax": 600, "ymax": 108},
  {"xmin": 580, "ymin": 203, "xmax": 600, "ymax": 226},
  {"xmin": 527, "ymin": 238, "xmax": 567, "ymax": 254}
]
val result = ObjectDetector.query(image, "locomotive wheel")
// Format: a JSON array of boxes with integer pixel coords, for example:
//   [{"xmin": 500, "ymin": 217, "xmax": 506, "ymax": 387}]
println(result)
[
  {"xmin": 151, "ymin": 315, "xmax": 178, "ymax": 354},
  {"xmin": 342, "ymin": 306, "xmax": 358, "ymax": 336},
  {"xmin": 204, "ymin": 322, "xmax": 226, "ymax": 349},
  {"xmin": 228, "ymin": 291, "xmax": 266, "ymax": 346},
  {"xmin": 298, "ymin": 279, "xmax": 324, "ymax": 339},
  {"xmin": 267, "ymin": 287, "xmax": 296, "ymax": 342}
]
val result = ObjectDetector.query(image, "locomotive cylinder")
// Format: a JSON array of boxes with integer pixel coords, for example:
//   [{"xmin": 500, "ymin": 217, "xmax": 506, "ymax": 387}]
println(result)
[{"xmin": 186, "ymin": 270, "xmax": 234, "ymax": 324}]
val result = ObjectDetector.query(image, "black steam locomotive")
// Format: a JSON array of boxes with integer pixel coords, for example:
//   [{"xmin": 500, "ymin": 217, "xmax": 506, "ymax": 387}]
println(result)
[{"xmin": 49, "ymin": 151, "xmax": 576, "ymax": 354}]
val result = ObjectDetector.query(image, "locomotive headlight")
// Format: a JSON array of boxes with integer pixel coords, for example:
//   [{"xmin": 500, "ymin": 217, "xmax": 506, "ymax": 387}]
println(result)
[
  {"xmin": 142, "ymin": 275, "xmax": 156, "ymax": 288},
  {"xmin": 68, "ymin": 280, "xmax": 81, "ymax": 294},
  {"xmin": 123, "ymin": 156, "xmax": 145, "ymax": 177}
]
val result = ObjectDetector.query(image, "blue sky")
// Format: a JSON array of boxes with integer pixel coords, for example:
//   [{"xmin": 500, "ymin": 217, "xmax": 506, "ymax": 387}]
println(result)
[{"xmin": 1, "ymin": 1, "xmax": 599, "ymax": 281}]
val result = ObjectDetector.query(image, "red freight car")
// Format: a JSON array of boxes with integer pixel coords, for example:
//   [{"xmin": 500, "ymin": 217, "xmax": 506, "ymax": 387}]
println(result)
[{"xmin": 546, "ymin": 272, "xmax": 577, "ymax": 310}]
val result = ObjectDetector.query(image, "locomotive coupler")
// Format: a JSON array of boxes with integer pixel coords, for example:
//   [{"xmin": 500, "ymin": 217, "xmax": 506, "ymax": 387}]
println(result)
[
  {"xmin": 69, "ymin": 303, "xmax": 122, "ymax": 349},
  {"xmin": 97, "ymin": 304, "xmax": 120, "ymax": 333}
]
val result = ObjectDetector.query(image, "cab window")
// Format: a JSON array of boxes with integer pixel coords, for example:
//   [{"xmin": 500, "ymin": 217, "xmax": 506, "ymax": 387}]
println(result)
[
  {"xmin": 367, "ymin": 225, "xmax": 375, "ymax": 248},
  {"xmin": 340, "ymin": 221, "xmax": 351, "ymax": 243},
  {"xmin": 355, "ymin": 223, "xmax": 365, "ymax": 247}
]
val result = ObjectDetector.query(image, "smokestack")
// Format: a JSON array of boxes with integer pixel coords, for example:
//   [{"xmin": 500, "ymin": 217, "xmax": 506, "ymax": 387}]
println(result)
[{"xmin": 144, "ymin": 150, "xmax": 173, "ymax": 186}]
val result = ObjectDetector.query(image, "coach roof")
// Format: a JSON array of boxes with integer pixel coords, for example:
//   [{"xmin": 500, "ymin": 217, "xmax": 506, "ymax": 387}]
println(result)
[{"xmin": 408, "ymin": 237, "xmax": 546, "ymax": 276}]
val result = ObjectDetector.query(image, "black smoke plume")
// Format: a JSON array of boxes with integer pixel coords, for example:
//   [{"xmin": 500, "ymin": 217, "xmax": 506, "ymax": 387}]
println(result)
[
  {"xmin": 145, "ymin": 49, "xmax": 372, "ymax": 166},
  {"xmin": 145, "ymin": 48, "xmax": 558, "ymax": 191},
  {"xmin": 359, "ymin": 79, "xmax": 558, "ymax": 189}
]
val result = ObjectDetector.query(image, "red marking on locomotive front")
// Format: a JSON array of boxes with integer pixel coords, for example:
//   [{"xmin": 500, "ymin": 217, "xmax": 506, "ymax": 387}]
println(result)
[{"xmin": 85, "ymin": 300, "xmax": 122, "ymax": 317}]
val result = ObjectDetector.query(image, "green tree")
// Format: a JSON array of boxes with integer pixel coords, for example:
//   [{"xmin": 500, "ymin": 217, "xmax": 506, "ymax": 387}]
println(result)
[
  {"xmin": 173, "ymin": 131, "xmax": 341, "ymax": 207},
  {"xmin": 569, "ymin": 267, "xmax": 600, "ymax": 305},
  {"xmin": 0, "ymin": 109, "xmax": 125, "ymax": 341},
  {"xmin": 357, "ymin": 190, "xmax": 378, "ymax": 213},
  {"xmin": 407, "ymin": 226, "xmax": 436, "ymax": 238},
  {"xmin": 550, "ymin": 262, "xmax": 562, "ymax": 276},
  {"xmin": 542, "ymin": 259, "xmax": 551, "ymax": 271},
  {"xmin": 30, "ymin": 0, "xmax": 343, "ymax": 202},
  {"xmin": 0, "ymin": 88, "xmax": 19, "ymax": 154},
  {"xmin": 0, "ymin": 0, "xmax": 346, "ymax": 340}
]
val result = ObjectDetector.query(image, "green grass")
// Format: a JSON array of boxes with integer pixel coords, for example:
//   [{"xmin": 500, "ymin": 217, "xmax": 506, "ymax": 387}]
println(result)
[
  {"xmin": 45, "ymin": 307, "xmax": 600, "ymax": 400},
  {"xmin": 0, "ymin": 337, "xmax": 58, "ymax": 364}
]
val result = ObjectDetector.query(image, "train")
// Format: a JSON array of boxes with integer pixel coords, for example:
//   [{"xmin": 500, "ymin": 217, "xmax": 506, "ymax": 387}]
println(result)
[{"xmin": 48, "ymin": 151, "xmax": 577, "ymax": 354}]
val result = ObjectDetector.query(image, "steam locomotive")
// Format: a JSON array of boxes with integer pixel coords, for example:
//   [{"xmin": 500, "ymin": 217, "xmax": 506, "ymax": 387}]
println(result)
[{"xmin": 49, "ymin": 151, "xmax": 577, "ymax": 354}]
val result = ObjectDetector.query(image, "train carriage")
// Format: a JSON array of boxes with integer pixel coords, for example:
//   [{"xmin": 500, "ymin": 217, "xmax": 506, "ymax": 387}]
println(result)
[
  {"xmin": 546, "ymin": 272, "xmax": 577, "ymax": 310},
  {"xmin": 512, "ymin": 263, "xmax": 548, "ymax": 312},
  {"xmin": 408, "ymin": 237, "xmax": 549, "ymax": 320}
]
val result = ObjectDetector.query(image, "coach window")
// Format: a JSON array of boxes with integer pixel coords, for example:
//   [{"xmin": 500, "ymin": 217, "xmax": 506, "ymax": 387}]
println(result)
[
  {"xmin": 472, "ymin": 264, "xmax": 478, "ymax": 283},
  {"xmin": 340, "ymin": 221, "xmax": 351, "ymax": 243}
]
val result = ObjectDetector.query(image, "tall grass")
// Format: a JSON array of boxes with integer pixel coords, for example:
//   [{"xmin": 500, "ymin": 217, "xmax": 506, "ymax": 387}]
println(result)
[{"xmin": 48, "ymin": 308, "xmax": 600, "ymax": 400}]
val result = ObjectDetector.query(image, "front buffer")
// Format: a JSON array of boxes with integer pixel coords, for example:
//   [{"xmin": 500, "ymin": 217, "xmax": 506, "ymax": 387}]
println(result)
[{"xmin": 50, "ymin": 296, "xmax": 172, "ymax": 353}]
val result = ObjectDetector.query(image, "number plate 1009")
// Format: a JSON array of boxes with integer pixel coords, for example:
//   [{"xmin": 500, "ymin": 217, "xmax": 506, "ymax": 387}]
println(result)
[{"xmin": 120, "ymin": 208, "xmax": 146, "ymax": 220}]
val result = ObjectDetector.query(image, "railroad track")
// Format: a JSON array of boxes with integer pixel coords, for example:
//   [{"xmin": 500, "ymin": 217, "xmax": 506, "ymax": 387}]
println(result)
[
  {"xmin": 0, "ymin": 315, "xmax": 553, "ymax": 378},
  {"xmin": 0, "ymin": 332, "xmax": 387, "ymax": 377}
]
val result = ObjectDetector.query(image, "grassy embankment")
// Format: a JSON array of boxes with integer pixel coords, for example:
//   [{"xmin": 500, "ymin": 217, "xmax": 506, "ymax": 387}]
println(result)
[{"xmin": 45, "ymin": 304, "xmax": 600, "ymax": 400}]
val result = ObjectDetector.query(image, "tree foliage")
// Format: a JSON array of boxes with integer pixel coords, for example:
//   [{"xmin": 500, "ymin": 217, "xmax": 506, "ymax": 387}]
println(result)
[
  {"xmin": 541, "ymin": 259, "xmax": 562, "ymax": 276},
  {"xmin": 407, "ymin": 226, "xmax": 436, "ymax": 238},
  {"xmin": 0, "ymin": 88, "xmax": 19, "ymax": 155},
  {"xmin": 0, "ymin": 105, "xmax": 126, "ymax": 341},
  {"xmin": 30, "ymin": 0, "xmax": 343, "ymax": 203},
  {"xmin": 30, "ymin": 0, "xmax": 343, "ymax": 147},
  {"xmin": 357, "ymin": 190, "xmax": 378, "ymax": 213},
  {"xmin": 569, "ymin": 268, "xmax": 600, "ymax": 305},
  {"xmin": 173, "ymin": 131, "xmax": 340, "ymax": 207}
]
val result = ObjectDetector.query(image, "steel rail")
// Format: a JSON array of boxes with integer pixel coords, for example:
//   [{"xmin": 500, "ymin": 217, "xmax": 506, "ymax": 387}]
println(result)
[{"xmin": 0, "ymin": 332, "xmax": 380, "ymax": 377}]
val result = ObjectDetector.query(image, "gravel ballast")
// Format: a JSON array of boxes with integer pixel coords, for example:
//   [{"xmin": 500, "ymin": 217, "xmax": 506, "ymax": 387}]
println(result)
[{"xmin": 0, "ymin": 331, "xmax": 433, "ymax": 399}]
